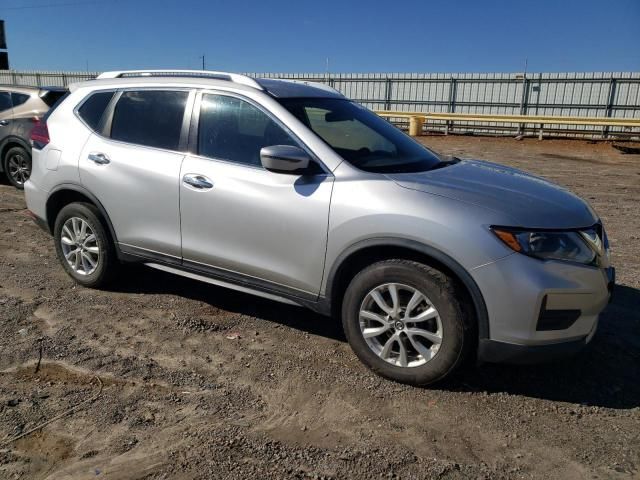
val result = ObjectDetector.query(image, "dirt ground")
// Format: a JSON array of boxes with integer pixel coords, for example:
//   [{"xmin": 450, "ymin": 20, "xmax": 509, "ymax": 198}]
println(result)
[{"xmin": 0, "ymin": 136, "xmax": 639, "ymax": 480}]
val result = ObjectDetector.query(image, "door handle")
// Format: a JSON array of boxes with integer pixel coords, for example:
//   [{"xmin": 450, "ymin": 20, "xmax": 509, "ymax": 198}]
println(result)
[
  {"xmin": 88, "ymin": 152, "xmax": 110, "ymax": 165},
  {"xmin": 183, "ymin": 174, "xmax": 213, "ymax": 190},
  {"xmin": 0, "ymin": 120, "xmax": 9, "ymax": 126}
]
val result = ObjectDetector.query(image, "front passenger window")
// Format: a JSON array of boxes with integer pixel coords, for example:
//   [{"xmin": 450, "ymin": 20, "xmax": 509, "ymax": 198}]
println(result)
[{"xmin": 198, "ymin": 94, "xmax": 297, "ymax": 167}]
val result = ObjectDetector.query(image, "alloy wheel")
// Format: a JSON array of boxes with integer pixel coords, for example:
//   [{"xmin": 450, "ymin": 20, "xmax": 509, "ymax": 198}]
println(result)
[
  {"xmin": 359, "ymin": 283, "xmax": 443, "ymax": 367},
  {"xmin": 60, "ymin": 217, "xmax": 100, "ymax": 276},
  {"xmin": 7, "ymin": 152, "xmax": 31, "ymax": 186}
]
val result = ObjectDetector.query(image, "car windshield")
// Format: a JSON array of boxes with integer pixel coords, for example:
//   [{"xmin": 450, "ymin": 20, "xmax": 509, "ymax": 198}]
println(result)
[{"xmin": 277, "ymin": 97, "xmax": 442, "ymax": 173}]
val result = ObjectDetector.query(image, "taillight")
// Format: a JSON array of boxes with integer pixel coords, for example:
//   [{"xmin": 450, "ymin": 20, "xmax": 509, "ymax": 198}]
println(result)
[{"xmin": 30, "ymin": 118, "xmax": 50, "ymax": 149}]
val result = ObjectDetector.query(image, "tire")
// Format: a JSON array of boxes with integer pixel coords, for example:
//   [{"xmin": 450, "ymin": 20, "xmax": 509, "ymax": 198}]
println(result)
[
  {"xmin": 4, "ymin": 146, "xmax": 32, "ymax": 189},
  {"xmin": 341, "ymin": 259, "xmax": 472, "ymax": 386},
  {"xmin": 53, "ymin": 202, "xmax": 118, "ymax": 288}
]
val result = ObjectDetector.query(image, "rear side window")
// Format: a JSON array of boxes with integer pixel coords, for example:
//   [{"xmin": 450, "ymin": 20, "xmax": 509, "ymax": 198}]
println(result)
[
  {"xmin": 0, "ymin": 91, "xmax": 11, "ymax": 113},
  {"xmin": 111, "ymin": 90, "xmax": 188, "ymax": 150},
  {"xmin": 10, "ymin": 92, "xmax": 30, "ymax": 107},
  {"xmin": 198, "ymin": 94, "xmax": 297, "ymax": 166},
  {"xmin": 78, "ymin": 91, "xmax": 114, "ymax": 131}
]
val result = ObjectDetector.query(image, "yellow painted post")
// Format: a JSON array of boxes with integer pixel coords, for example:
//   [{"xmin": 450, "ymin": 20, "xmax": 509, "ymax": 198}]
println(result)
[{"xmin": 409, "ymin": 116, "xmax": 424, "ymax": 136}]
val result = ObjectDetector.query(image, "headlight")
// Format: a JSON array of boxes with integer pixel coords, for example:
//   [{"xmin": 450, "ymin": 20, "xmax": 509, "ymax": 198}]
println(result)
[{"xmin": 491, "ymin": 227, "xmax": 598, "ymax": 265}]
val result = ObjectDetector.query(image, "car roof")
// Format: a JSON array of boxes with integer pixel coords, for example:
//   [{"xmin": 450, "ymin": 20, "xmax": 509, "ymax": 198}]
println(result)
[
  {"xmin": 0, "ymin": 85, "xmax": 68, "ymax": 95},
  {"xmin": 70, "ymin": 76, "xmax": 261, "ymax": 94},
  {"xmin": 70, "ymin": 72, "xmax": 344, "ymax": 99},
  {"xmin": 0, "ymin": 85, "xmax": 41, "ymax": 95}
]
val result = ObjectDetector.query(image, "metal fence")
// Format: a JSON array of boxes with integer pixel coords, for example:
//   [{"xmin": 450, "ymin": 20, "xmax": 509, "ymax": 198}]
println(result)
[{"xmin": 2, "ymin": 70, "xmax": 639, "ymax": 138}]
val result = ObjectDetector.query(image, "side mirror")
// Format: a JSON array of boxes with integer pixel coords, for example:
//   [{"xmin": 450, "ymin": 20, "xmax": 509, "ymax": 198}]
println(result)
[{"xmin": 260, "ymin": 145, "xmax": 312, "ymax": 174}]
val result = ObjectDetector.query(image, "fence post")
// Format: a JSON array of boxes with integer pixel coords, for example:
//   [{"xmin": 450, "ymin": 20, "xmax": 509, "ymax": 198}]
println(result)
[
  {"xmin": 518, "ymin": 75, "xmax": 530, "ymax": 136},
  {"xmin": 446, "ymin": 78, "xmax": 457, "ymax": 134},
  {"xmin": 603, "ymin": 77, "xmax": 616, "ymax": 139},
  {"xmin": 384, "ymin": 77, "xmax": 392, "ymax": 111}
]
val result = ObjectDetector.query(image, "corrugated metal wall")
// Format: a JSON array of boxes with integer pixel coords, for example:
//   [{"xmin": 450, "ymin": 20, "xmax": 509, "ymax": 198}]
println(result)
[{"xmin": 2, "ymin": 70, "xmax": 639, "ymax": 137}]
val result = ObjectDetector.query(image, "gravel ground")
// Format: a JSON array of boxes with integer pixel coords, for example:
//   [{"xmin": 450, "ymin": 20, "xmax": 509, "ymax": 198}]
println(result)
[{"xmin": 0, "ymin": 136, "xmax": 639, "ymax": 480}]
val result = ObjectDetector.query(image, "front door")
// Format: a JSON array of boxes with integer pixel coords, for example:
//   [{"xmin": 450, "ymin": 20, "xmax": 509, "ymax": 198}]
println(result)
[{"xmin": 179, "ymin": 92, "xmax": 333, "ymax": 297}]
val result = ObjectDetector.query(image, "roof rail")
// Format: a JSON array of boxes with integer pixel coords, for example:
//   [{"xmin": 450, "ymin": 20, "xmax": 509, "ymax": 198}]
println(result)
[{"xmin": 96, "ymin": 70, "xmax": 264, "ymax": 90}]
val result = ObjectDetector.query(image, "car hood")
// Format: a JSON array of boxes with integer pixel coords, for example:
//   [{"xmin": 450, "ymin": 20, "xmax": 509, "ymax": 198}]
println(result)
[{"xmin": 387, "ymin": 159, "xmax": 597, "ymax": 229}]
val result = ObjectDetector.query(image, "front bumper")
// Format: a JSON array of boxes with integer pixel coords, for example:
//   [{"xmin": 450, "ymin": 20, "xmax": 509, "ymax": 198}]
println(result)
[
  {"xmin": 471, "ymin": 252, "xmax": 613, "ymax": 362},
  {"xmin": 478, "ymin": 337, "xmax": 590, "ymax": 364},
  {"xmin": 477, "ymin": 317, "xmax": 599, "ymax": 364}
]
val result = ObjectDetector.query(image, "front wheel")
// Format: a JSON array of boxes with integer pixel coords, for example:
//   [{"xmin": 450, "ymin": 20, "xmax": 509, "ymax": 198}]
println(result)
[
  {"xmin": 53, "ymin": 202, "xmax": 118, "ymax": 288},
  {"xmin": 4, "ymin": 146, "xmax": 32, "ymax": 189},
  {"xmin": 341, "ymin": 259, "xmax": 472, "ymax": 386}
]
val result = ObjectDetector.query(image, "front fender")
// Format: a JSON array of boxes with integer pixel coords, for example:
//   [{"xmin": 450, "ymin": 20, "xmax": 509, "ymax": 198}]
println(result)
[{"xmin": 323, "ymin": 236, "xmax": 491, "ymax": 339}]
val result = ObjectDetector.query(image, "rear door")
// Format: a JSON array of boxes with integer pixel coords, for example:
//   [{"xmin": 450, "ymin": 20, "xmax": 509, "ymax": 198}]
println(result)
[
  {"xmin": 79, "ymin": 89, "xmax": 193, "ymax": 260},
  {"xmin": 179, "ymin": 91, "xmax": 333, "ymax": 297}
]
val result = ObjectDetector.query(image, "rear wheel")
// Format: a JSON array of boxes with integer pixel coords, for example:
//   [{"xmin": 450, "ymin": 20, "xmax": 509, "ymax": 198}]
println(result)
[
  {"xmin": 342, "ymin": 259, "xmax": 472, "ymax": 386},
  {"xmin": 54, "ymin": 203, "xmax": 118, "ymax": 288},
  {"xmin": 4, "ymin": 146, "xmax": 32, "ymax": 189}
]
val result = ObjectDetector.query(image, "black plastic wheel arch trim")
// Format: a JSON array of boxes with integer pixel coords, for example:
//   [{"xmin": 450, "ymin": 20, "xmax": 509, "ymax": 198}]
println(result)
[
  {"xmin": 324, "ymin": 237, "xmax": 490, "ymax": 339},
  {"xmin": 47, "ymin": 183, "xmax": 120, "ymax": 247}
]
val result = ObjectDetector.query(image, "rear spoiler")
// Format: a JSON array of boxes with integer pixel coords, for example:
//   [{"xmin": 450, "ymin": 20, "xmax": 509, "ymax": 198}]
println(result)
[
  {"xmin": 38, "ymin": 86, "xmax": 67, "ymax": 97},
  {"xmin": 38, "ymin": 87, "xmax": 69, "ymax": 108}
]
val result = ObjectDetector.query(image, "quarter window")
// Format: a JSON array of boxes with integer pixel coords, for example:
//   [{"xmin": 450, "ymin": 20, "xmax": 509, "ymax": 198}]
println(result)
[
  {"xmin": 10, "ymin": 93, "xmax": 30, "ymax": 107},
  {"xmin": 111, "ymin": 90, "xmax": 188, "ymax": 150},
  {"xmin": 0, "ymin": 91, "xmax": 11, "ymax": 113},
  {"xmin": 198, "ymin": 94, "xmax": 297, "ymax": 167},
  {"xmin": 78, "ymin": 91, "xmax": 114, "ymax": 132}
]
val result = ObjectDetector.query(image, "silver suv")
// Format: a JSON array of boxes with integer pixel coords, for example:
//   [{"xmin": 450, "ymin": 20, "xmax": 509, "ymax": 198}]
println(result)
[{"xmin": 24, "ymin": 70, "xmax": 615, "ymax": 385}]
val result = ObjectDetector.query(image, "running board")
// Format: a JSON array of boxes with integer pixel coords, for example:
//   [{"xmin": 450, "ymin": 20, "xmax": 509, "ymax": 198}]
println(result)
[{"xmin": 144, "ymin": 262, "xmax": 302, "ymax": 307}]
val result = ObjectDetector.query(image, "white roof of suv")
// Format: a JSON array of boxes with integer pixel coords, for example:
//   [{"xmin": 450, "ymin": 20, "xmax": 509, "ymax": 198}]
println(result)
[
  {"xmin": 97, "ymin": 69, "xmax": 263, "ymax": 89},
  {"xmin": 88, "ymin": 70, "xmax": 344, "ymax": 99}
]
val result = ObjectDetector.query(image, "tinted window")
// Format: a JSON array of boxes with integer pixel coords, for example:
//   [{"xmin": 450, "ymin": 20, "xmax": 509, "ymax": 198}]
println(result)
[
  {"xmin": 198, "ymin": 94, "xmax": 296, "ymax": 166},
  {"xmin": 10, "ymin": 92, "xmax": 30, "ymax": 107},
  {"xmin": 278, "ymin": 98, "xmax": 442, "ymax": 173},
  {"xmin": 78, "ymin": 91, "xmax": 114, "ymax": 131},
  {"xmin": 0, "ymin": 91, "xmax": 11, "ymax": 113},
  {"xmin": 111, "ymin": 90, "xmax": 188, "ymax": 150}
]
